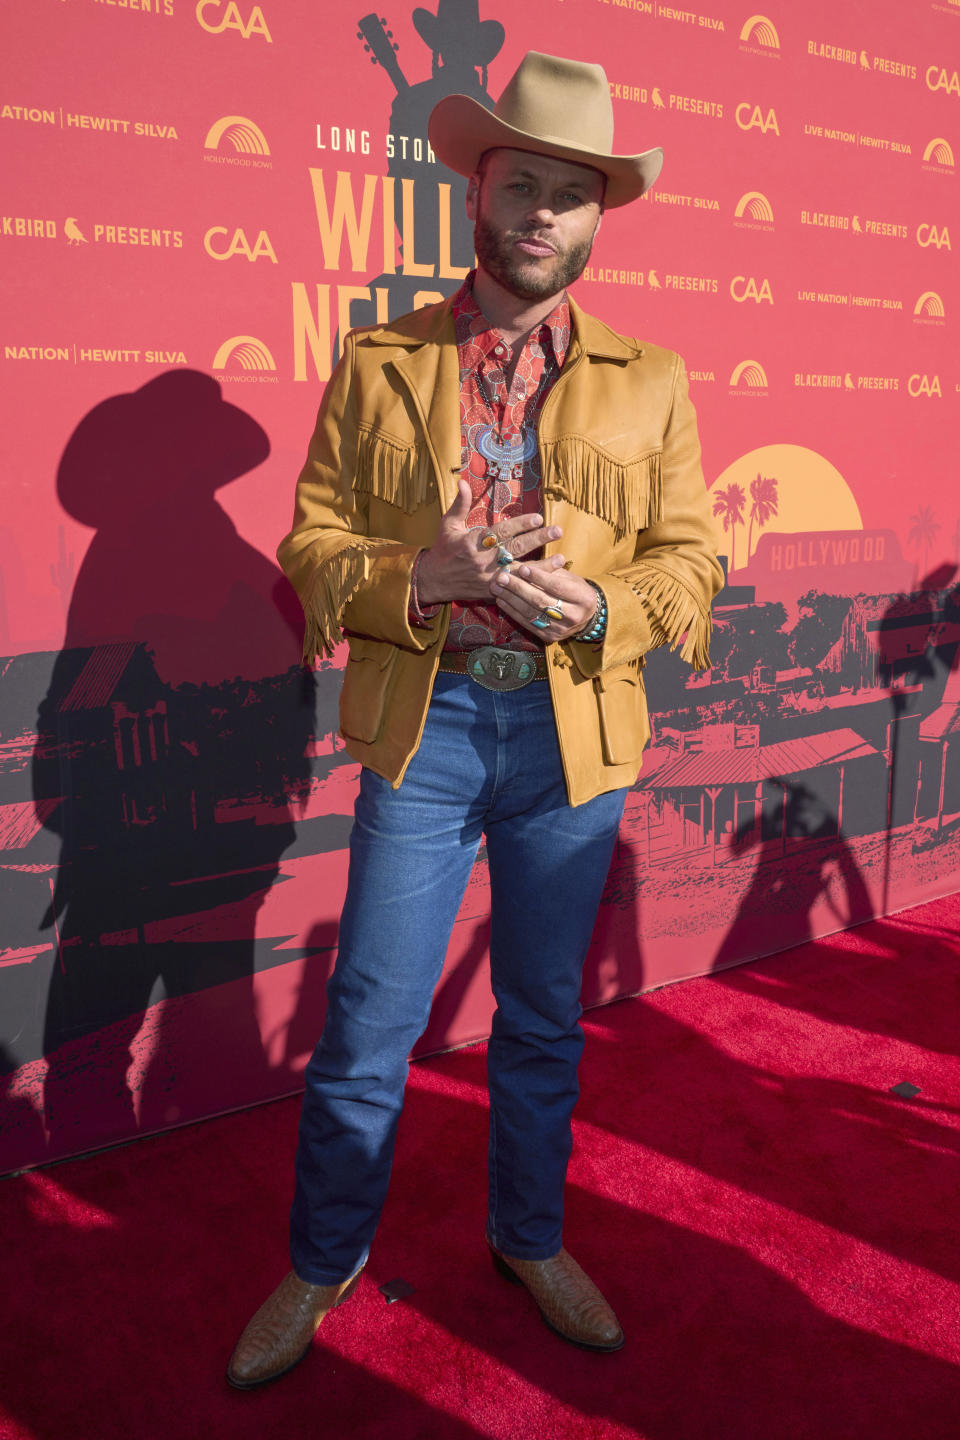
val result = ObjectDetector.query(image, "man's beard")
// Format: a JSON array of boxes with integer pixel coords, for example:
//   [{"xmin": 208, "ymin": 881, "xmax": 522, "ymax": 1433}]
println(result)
[{"xmin": 473, "ymin": 211, "xmax": 596, "ymax": 300}]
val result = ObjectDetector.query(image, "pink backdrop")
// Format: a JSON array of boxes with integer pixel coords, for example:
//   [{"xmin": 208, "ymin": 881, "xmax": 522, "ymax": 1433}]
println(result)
[{"xmin": 2, "ymin": 0, "xmax": 959, "ymax": 1172}]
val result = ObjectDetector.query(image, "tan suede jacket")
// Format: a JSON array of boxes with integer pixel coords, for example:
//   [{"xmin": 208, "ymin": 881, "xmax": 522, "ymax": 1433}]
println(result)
[{"xmin": 278, "ymin": 294, "xmax": 723, "ymax": 807}]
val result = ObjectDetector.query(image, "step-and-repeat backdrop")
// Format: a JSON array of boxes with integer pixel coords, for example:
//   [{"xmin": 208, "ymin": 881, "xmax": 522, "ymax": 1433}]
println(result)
[{"xmin": 2, "ymin": 0, "xmax": 959, "ymax": 1170}]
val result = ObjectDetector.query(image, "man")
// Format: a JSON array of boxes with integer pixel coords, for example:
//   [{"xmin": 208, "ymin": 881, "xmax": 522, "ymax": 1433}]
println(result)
[{"xmin": 227, "ymin": 50, "xmax": 723, "ymax": 1388}]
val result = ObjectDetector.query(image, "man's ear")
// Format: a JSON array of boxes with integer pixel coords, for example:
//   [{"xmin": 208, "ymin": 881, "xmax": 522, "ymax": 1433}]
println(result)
[{"xmin": 466, "ymin": 173, "xmax": 480, "ymax": 221}]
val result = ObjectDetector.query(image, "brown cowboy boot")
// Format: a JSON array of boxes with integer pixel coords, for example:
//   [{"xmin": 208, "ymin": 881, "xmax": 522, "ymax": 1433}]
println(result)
[
  {"xmin": 226, "ymin": 1266, "xmax": 364, "ymax": 1389},
  {"xmin": 490, "ymin": 1245, "xmax": 624, "ymax": 1351}
]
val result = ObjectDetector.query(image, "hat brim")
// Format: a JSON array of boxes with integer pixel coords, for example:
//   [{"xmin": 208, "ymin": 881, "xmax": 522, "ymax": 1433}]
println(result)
[{"xmin": 428, "ymin": 93, "xmax": 663, "ymax": 207}]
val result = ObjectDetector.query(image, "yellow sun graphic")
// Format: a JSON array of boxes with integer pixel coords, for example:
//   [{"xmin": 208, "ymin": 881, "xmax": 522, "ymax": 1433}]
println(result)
[{"xmin": 708, "ymin": 444, "xmax": 863, "ymax": 571}]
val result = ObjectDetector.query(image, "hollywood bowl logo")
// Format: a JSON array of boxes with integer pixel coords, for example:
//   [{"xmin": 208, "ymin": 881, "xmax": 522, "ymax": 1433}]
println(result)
[
  {"xmin": 739, "ymin": 14, "xmax": 780, "ymax": 50},
  {"xmin": 213, "ymin": 335, "xmax": 278, "ymax": 372},
  {"xmin": 729, "ymin": 359, "xmax": 769, "ymax": 393},
  {"xmin": 913, "ymin": 291, "xmax": 946, "ymax": 325},
  {"xmin": 733, "ymin": 191, "xmax": 775, "ymax": 230},
  {"xmin": 922, "ymin": 137, "xmax": 955, "ymax": 173},
  {"xmin": 204, "ymin": 115, "xmax": 271, "ymax": 156}
]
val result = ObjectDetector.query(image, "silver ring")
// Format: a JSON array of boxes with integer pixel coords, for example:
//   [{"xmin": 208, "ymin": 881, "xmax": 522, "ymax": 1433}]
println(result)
[
  {"xmin": 532, "ymin": 613, "xmax": 550, "ymax": 630},
  {"xmin": 543, "ymin": 602, "xmax": 563, "ymax": 621},
  {"xmin": 495, "ymin": 543, "xmax": 513, "ymax": 568}
]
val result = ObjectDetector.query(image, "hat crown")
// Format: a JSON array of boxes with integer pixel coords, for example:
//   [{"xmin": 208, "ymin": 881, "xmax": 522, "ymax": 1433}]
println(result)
[
  {"xmin": 493, "ymin": 52, "xmax": 614, "ymax": 158},
  {"xmin": 426, "ymin": 49, "xmax": 664, "ymax": 206}
]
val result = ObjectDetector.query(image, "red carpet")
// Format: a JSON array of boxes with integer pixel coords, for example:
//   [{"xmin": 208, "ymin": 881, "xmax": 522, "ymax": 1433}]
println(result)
[{"xmin": 2, "ymin": 894, "xmax": 959, "ymax": 1440}]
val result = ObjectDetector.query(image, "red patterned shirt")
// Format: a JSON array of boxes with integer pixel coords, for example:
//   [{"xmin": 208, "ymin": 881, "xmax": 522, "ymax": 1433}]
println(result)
[{"xmin": 411, "ymin": 273, "xmax": 570, "ymax": 652}]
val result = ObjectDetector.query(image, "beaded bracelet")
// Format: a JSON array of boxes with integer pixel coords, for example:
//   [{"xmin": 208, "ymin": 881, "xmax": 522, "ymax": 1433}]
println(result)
[{"xmin": 573, "ymin": 581, "xmax": 608, "ymax": 643}]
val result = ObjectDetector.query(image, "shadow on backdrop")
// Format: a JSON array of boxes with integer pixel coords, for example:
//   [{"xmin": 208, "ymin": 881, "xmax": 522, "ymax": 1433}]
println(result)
[
  {"xmin": 876, "ymin": 564, "xmax": 960, "ymax": 910},
  {"xmin": 710, "ymin": 779, "xmax": 872, "ymax": 973},
  {"xmin": 16, "ymin": 370, "xmax": 336, "ymax": 1160}
]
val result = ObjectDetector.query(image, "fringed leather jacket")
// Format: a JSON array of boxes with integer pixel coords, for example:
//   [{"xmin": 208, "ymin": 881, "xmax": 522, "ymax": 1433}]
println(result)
[{"xmin": 278, "ymin": 295, "xmax": 724, "ymax": 807}]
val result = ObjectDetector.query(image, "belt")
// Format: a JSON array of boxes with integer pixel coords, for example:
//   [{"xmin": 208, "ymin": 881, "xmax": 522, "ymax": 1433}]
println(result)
[{"xmin": 437, "ymin": 645, "xmax": 548, "ymax": 691}]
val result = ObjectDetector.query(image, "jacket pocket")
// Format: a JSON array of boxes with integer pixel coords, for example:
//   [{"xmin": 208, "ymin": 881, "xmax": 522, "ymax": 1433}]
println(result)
[
  {"xmin": 340, "ymin": 637, "xmax": 398, "ymax": 744},
  {"xmin": 593, "ymin": 662, "xmax": 648, "ymax": 765}
]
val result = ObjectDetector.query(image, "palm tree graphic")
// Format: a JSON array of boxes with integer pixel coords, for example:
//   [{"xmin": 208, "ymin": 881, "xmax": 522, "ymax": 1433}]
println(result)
[
  {"xmin": 747, "ymin": 473, "xmax": 779, "ymax": 561},
  {"xmin": 908, "ymin": 505, "xmax": 939, "ymax": 582},
  {"xmin": 712, "ymin": 482, "xmax": 747, "ymax": 570}
]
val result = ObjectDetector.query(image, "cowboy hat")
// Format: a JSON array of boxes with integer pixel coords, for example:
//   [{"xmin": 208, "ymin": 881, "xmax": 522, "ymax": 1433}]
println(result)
[{"xmin": 428, "ymin": 50, "xmax": 663, "ymax": 207}]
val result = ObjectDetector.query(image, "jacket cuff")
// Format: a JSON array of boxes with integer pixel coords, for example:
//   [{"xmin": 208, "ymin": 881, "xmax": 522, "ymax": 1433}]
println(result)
[
  {"xmin": 408, "ymin": 548, "xmax": 444, "ymax": 628},
  {"xmin": 569, "ymin": 573, "xmax": 653, "ymax": 678},
  {"xmin": 341, "ymin": 547, "xmax": 445, "ymax": 651}
]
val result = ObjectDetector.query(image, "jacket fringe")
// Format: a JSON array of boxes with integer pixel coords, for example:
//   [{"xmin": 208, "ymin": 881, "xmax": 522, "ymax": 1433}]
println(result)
[
  {"xmin": 635, "ymin": 564, "xmax": 713, "ymax": 670},
  {"xmin": 541, "ymin": 440, "xmax": 662, "ymax": 540},
  {"xmin": 301, "ymin": 539, "xmax": 384, "ymax": 660},
  {"xmin": 354, "ymin": 428, "xmax": 434, "ymax": 514}
]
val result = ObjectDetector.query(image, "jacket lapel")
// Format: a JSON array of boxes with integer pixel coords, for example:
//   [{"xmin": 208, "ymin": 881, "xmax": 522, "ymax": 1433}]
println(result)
[{"xmin": 567, "ymin": 297, "xmax": 644, "ymax": 361}]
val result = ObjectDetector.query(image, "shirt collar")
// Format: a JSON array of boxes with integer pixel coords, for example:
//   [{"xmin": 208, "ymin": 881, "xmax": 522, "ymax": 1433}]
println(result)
[{"xmin": 451, "ymin": 271, "xmax": 570, "ymax": 369}]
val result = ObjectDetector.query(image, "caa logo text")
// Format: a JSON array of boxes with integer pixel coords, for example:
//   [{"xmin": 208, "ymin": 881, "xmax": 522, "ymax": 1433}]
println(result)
[
  {"xmin": 730, "ymin": 275, "xmax": 773, "ymax": 303},
  {"xmin": 916, "ymin": 224, "xmax": 951, "ymax": 249},
  {"xmin": 736, "ymin": 104, "xmax": 779, "ymax": 134},
  {"xmin": 204, "ymin": 227, "xmax": 277, "ymax": 262},
  {"xmin": 196, "ymin": 2, "xmax": 272, "ymax": 41},
  {"xmin": 907, "ymin": 373, "xmax": 942, "ymax": 397},
  {"xmin": 926, "ymin": 66, "xmax": 959, "ymax": 96}
]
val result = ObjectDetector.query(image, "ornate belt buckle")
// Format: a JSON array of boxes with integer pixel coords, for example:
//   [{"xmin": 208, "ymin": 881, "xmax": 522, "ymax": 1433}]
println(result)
[{"xmin": 466, "ymin": 646, "xmax": 537, "ymax": 691}]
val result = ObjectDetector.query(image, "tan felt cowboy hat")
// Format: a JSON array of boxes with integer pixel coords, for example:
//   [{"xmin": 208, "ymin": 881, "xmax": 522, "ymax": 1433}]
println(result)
[{"xmin": 428, "ymin": 50, "xmax": 663, "ymax": 207}]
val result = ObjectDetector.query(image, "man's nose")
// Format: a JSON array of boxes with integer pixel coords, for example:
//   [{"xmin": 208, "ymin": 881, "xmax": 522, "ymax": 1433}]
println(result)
[{"xmin": 524, "ymin": 203, "xmax": 556, "ymax": 226}]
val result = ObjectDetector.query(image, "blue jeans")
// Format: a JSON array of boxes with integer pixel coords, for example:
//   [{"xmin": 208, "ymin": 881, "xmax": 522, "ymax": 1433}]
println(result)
[{"xmin": 290, "ymin": 671, "xmax": 627, "ymax": 1283}]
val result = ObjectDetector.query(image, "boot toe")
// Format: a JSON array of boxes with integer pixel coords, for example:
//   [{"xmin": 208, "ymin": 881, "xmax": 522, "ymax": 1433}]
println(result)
[
  {"xmin": 491, "ymin": 1245, "xmax": 624, "ymax": 1352},
  {"xmin": 226, "ymin": 1267, "xmax": 363, "ymax": 1389}
]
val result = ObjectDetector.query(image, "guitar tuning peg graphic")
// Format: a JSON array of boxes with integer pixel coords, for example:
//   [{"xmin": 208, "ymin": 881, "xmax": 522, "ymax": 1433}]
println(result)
[
  {"xmin": 393, "ymin": 41, "xmax": 399, "ymax": 50},
  {"xmin": 364, "ymin": 42, "xmax": 371, "ymax": 51},
  {"xmin": 356, "ymin": 29, "xmax": 362, "ymax": 38},
  {"xmin": 385, "ymin": 27, "xmax": 393, "ymax": 36},
  {"xmin": 380, "ymin": 15, "xmax": 387, "ymax": 22}
]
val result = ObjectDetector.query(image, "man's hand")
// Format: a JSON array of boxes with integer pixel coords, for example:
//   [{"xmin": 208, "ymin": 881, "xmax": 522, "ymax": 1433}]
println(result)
[
  {"xmin": 490, "ymin": 554, "xmax": 598, "ymax": 642},
  {"xmin": 417, "ymin": 479, "xmax": 562, "ymax": 605}
]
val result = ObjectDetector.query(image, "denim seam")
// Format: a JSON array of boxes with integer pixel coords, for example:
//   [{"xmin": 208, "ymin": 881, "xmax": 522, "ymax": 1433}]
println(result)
[{"xmin": 487, "ymin": 1102, "xmax": 500, "ymax": 1246}]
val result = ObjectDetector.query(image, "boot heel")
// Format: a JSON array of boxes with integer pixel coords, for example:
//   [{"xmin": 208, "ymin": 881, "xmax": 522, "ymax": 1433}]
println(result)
[
  {"xmin": 490, "ymin": 1248, "xmax": 523, "ymax": 1286},
  {"xmin": 334, "ymin": 1268, "xmax": 364, "ymax": 1309}
]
